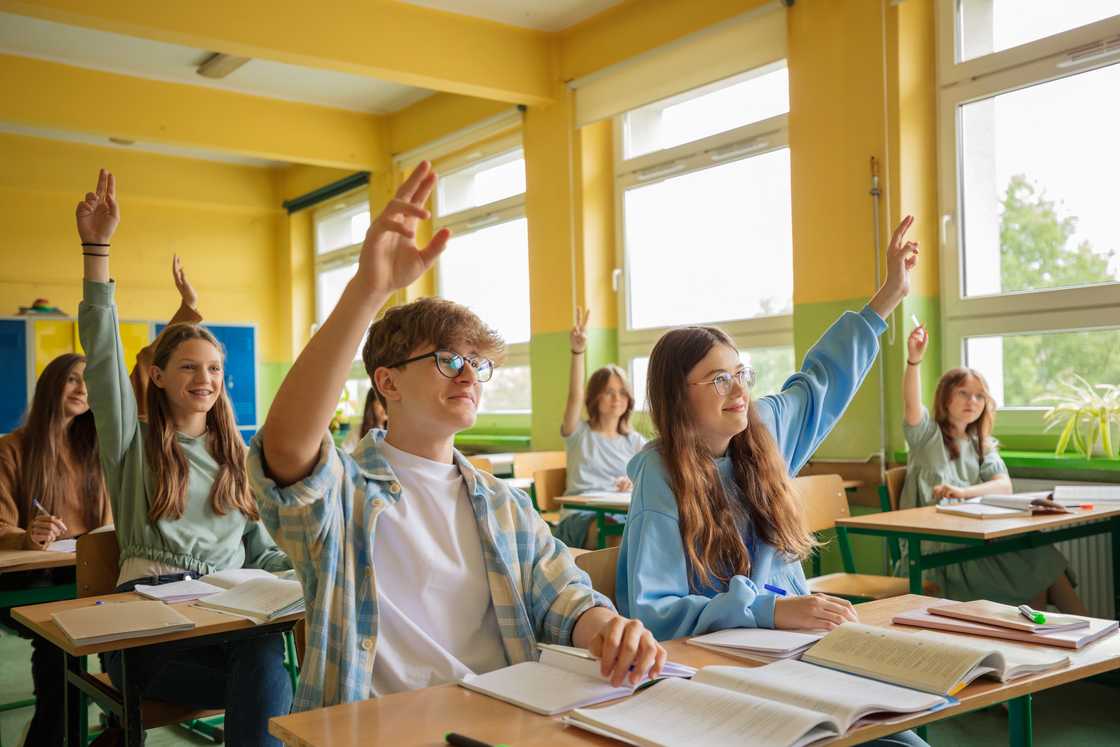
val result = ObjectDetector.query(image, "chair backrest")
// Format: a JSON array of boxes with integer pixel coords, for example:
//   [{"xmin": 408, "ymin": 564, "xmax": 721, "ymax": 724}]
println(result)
[
  {"xmin": 792, "ymin": 474, "xmax": 849, "ymax": 533},
  {"xmin": 467, "ymin": 456, "xmax": 494, "ymax": 474},
  {"xmin": 533, "ymin": 467, "xmax": 568, "ymax": 511},
  {"xmin": 512, "ymin": 450, "xmax": 566, "ymax": 479},
  {"xmin": 884, "ymin": 466, "xmax": 908, "ymax": 511},
  {"xmin": 76, "ymin": 529, "xmax": 120, "ymax": 598},
  {"xmin": 574, "ymin": 545, "xmax": 620, "ymax": 607}
]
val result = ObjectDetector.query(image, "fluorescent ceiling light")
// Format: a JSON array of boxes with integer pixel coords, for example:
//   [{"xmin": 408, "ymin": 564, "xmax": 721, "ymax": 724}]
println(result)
[{"xmin": 196, "ymin": 52, "xmax": 250, "ymax": 79}]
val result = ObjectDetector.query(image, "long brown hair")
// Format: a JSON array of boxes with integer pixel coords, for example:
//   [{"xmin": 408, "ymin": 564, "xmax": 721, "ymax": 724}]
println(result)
[
  {"xmin": 17, "ymin": 354, "xmax": 104, "ymax": 529},
  {"xmin": 585, "ymin": 364, "xmax": 635, "ymax": 435},
  {"xmin": 359, "ymin": 389, "xmax": 387, "ymax": 437},
  {"xmin": 647, "ymin": 326, "xmax": 815, "ymax": 589},
  {"xmin": 933, "ymin": 367, "xmax": 996, "ymax": 461},
  {"xmin": 144, "ymin": 323, "xmax": 257, "ymax": 522}
]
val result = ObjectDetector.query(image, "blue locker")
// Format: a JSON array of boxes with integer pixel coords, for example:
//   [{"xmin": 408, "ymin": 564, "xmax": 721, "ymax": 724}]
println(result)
[
  {"xmin": 0, "ymin": 320, "xmax": 28, "ymax": 433},
  {"xmin": 156, "ymin": 323, "xmax": 257, "ymax": 428}
]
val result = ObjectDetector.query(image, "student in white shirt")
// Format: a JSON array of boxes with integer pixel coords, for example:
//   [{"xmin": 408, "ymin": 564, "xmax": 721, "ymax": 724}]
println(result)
[{"xmin": 250, "ymin": 162, "xmax": 666, "ymax": 710}]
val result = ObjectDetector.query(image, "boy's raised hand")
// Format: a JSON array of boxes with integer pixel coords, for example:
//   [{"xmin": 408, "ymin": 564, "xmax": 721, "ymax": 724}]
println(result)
[
  {"xmin": 75, "ymin": 168, "xmax": 120, "ymax": 245},
  {"xmin": 357, "ymin": 161, "xmax": 451, "ymax": 295}
]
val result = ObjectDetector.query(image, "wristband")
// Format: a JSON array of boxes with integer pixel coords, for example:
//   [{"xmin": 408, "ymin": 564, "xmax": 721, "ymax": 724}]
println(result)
[
  {"xmin": 907, "ymin": 359, "xmax": 922, "ymax": 366},
  {"xmin": 82, "ymin": 252, "xmax": 109, "ymax": 257},
  {"xmin": 571, "ymin": 349, "xmax": 585, "ymax": 355},
  {"xmin": 81, "ymin": 242, "xmax": 111, "ymax": 247}
]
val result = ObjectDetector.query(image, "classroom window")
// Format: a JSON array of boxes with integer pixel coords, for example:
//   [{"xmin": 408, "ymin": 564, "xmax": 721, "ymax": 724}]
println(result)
[
  {"xmin": 630, "ymin": 346, "xmax": 794, "ymax": 412},
  {"xmin": 313, "ymin": 190, "xmax": 370, "ymax": 375},
  {"xmin": 965, "ymin": 328, "xmax": 1120, "ymax": 409},
  {"xmin": 616, "ymin": 62, "xmax": 793, "ymax": 392},
  {"xmin": 938, "ymin": 6, "xmax": 1120, "ymax": 427},
  {"xmin": 435, "ymin": 142, "xmax": 531, "ymax": 413},
  {"xmin": 956, "ymin": 0, "xmax": 1120, "ymax": 62},
  {"xmin": 623, "ymin": 63, "xmax": 789, "ymax": 160},
  {"xmin": 315, "ymin": 201, "xmax": 370, "ymax": 256}
]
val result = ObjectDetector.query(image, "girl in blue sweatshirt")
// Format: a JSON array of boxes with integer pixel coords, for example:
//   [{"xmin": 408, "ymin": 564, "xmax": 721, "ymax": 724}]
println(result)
[{"xmin": 619, "ymin": 217, "xmax": 920, "ymax": 640}]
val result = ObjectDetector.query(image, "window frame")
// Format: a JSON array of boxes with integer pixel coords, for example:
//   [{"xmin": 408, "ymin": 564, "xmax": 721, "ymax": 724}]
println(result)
[
  {"xmin": 311, "ymin": 188, "xmax": 371, "ymax": 378},
  {"xmin": 936, "ymin": 5, "xmax": 1120, "ymax": 421},
  {"xmin": 433, "ymin": 137, "xmax": 530, "ymax": 413},
  {"xmin": 612, "ymin": 69, "xmax": 794, "ymax": 390}
]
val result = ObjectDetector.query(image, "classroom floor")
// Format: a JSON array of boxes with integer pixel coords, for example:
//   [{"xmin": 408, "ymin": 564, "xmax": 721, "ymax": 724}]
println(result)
[{"xmin": 0, "ymin": 624, "xmax": 1116, "ymax": 746}]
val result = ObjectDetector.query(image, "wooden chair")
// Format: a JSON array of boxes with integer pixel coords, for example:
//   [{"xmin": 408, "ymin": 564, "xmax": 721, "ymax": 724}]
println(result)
[
  {"xmin": 532, "ymin": 467, "xmax": 567, "ymax": 526},
  {"xmin": 512, "ymin": 450, "xmax": 566, "ymax": 479},
  {"xmin": 796, "ymin": 474, "xmax": 936, "ymax": 601},
  {"xmin": 467, "ymin": 456, "xmax": 494, "ymax": 474},
  {"xmin": 574, "ymin": 545, "xmax": 620, "ymax": 607},
  {"xmin": 878, "ymin": 466, "xmax": 908, "ymax": 565},
  {"xmin": 75, "ymin": 530, "xmax": 226, "ymax": 743}
]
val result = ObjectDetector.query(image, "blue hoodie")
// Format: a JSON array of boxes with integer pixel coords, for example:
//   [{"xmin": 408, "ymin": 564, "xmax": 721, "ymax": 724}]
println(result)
[{"xmin": 617, "ymin": 306, "xmax": 887, "ymax": 640}]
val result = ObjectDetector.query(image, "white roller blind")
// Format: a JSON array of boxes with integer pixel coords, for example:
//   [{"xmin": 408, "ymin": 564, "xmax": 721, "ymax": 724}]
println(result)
[{"xmin": 571, "ymin": 1, "xmax": 787, "ymax": 128}]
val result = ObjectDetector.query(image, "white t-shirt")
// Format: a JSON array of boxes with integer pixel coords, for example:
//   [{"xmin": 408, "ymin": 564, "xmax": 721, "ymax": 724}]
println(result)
[{"xmin": 370, "ymin": 440, "xmax": 508, "ymax": 696}]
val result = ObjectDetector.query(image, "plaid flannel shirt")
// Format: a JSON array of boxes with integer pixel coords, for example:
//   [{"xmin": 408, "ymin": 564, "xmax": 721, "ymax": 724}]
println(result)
[{"xmin": 248, "ymin": 430, "xmax": 611, "ymax": 711}]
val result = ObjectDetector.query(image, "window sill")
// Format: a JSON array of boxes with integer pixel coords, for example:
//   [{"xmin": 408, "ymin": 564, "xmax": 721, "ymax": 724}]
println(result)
[{"xmin": 893, "ymin": 449, "xmax": 1120, "ymax": 481}]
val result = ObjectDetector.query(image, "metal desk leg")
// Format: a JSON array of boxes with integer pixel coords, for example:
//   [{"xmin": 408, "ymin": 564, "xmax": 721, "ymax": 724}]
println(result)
[
  {"xmin": 1008, "ymin": 694, "xmax": 1033, "ymax": 747},
  {"xmin": 63, "ymin": 653, "xmax": 82, "ymax": 746},
  {"xmin": 120, "ymin": 649, "xmax": 144, "ymax": 747},
  {"xmin": 596, "ymin": 511, "xmax": 609, "ymax": 550},
  {"xmin": 835, "ymin": 526, "xmax": 856, "ymax": 573},
  {"xmin": 906, "ymin": 535, "xmax": 924, "ymax": 594},
  {"xmin": 1111, "ymin": 516, "xmax": 1120, "ymax": 620}
]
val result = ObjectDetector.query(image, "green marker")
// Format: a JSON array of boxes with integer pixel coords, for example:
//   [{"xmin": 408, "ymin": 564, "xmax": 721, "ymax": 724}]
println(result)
[
  {"xmin": 445, "ymin": 732, "xmax": 509, "ymax": 747},
  {"xmin": 1018, "ymin": 604, "xmax": 1046, "ymax": 625}
]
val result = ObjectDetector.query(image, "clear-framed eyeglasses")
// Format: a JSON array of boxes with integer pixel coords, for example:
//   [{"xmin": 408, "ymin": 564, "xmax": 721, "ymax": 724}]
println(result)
[{"xmin": 690, "ymin": 366, "xmax": 757, "ymax": 396}]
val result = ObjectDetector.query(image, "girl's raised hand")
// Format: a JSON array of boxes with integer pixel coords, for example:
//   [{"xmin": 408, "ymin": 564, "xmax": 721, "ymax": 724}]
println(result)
[
  {"xmin": 356, "ymin": 161, "xmax": 450, "ymax": 296},
  {"xmin": 907, "ymin": 325, "xmax": 928, "ymax": 361},
  {"xmin": 75, "ymin": 169, "xmax": 120, "ymax": 245},
  {"xmin": 172, "ymin": 255, "xmax": 198, "ymax": 310},
  {"xmin": 571, "ymin": 307, "xmax": 590, "ymax": 354}
]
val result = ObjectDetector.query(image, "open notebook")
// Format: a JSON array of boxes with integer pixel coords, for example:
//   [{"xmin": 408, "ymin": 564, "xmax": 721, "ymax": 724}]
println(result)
[
  {"xmin": 565, "ymin": 659, "xmax": 951, "ymax": 747},
  {"xmin": 459, "ymin": 643, "xmax": 696, "ymax": 716},
  {"xmin": 193, "ymin": 574, "xmax": 304, "ymax": 624},
  {"xmin": 135, "ymin": 568, "xmax": 296, "ymax": 604},
  {"xmin": 801, "ymin": 622, "xmax": 1069, "ymax": 696},
  {"xmin": 51, "ymin": 600, "xmax": 195, "ymax": 645},
  {"xmin": 686, "ymin": 628, "xmax": 825, "ymax": 663}
]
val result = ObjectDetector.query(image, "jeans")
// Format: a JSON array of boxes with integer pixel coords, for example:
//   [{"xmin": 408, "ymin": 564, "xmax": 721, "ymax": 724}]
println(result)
[{"xmin": 103, "ymin": 576, "xmax": 292, "ymax": 746}]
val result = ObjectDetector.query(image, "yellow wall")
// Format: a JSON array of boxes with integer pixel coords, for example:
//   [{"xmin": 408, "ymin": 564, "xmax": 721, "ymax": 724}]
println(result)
[{"xmin": 0, "ymin": 133, "xmax": 287, "ymax": 363}]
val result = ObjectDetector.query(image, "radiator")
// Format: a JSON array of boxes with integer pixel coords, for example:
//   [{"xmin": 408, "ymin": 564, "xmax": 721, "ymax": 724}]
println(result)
[{"xmin": 1015, "ymin": 479, "xmax": 1115, "ymax": 619}]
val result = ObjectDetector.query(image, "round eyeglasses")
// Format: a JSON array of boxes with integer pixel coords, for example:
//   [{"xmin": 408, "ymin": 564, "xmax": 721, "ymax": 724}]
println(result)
[
  {"xmin": 386, "ymin": 350, "xmax": 494, "ymax": 383},
  {"xmin": 689, "ymin": 367, "xmax": 757, "ymax": 396}
]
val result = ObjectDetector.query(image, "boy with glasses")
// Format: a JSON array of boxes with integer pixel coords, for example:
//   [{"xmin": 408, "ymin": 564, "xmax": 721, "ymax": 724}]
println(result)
[{"xmin": 250, "ymin": 162, "xmax": 665, "ymax": 710}]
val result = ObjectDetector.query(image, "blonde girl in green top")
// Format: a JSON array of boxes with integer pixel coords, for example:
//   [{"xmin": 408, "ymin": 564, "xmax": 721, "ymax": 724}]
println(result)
[
  {"xmin": 901, "ymin": 323, "xmax": 1088, "ymax": 614},
  {"xmin": 76, "ymin": 169, "xmax": 292, "ymax": 746}
]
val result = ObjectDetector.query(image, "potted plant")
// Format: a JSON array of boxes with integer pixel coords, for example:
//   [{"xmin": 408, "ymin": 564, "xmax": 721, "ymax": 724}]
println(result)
[{"xmin": 1037, "ymin": 374, "xmax": 1120, "ymax": 459}]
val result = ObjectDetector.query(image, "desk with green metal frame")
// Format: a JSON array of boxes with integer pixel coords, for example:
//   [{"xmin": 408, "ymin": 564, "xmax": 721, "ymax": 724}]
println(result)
[
  {"xmin": 0, "ymin": 551, "xmax": 78, "ymax": 724},
  {"xmin": 836, "ymin": 503, "xmax": 1120, "ymax": 747},
  {"xmin": 558, "ymin": 494, "xmax": 630, "ymax": 549}
]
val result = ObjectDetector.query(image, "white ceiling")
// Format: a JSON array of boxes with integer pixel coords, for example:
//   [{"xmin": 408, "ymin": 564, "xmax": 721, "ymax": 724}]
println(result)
[
  {"xmin": 398, "ymin": 0, "xmax": 623, "ymax": 31},
  {"xmin": 0, "ymin": 12, "xmax": 433, "ymax": 114}
]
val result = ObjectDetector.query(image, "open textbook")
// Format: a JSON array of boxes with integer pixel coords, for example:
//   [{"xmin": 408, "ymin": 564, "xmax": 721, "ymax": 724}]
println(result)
[
  {"xmin": 565, "ymin": 659, "xmax": 951, "ymax": 747},
  {"xmin": 135, "ymin": 568, "xmax": 297, "ymax": 604},
  {"xmin": 459, "ymin": 643, "xmax": 695, "ymax": 716},
  {"xmin": 1052, "ymin": 484, "xmax": 1120, "ymax": 503},
  {"xmin": 686, "ymin": 628, "xmax": 825, "ymax": 663},
  {"xmin": 194, "ymin": 573, "xmax": 304, "ymax": 624},
  {"xmin": 801, "ymin": 622, "xmax": 1069, "ymax": 696}
]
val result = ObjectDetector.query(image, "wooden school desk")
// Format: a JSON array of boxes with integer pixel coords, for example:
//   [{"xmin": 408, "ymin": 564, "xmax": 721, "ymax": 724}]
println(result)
[
  {"xmin": 835, "ymin": 503, "xmax": 1120, "ymax": 610},
  {"xmin": 561, "ymin": 481, "xmax": 865, "ymax": 549},
  {"xmin": 268, "ymin": 594, "xmax": 1120, "ymax": 747},
  {"xmin": 0, "ymin": 549, "xmax": 78, "ymax": 716},
  {"xmin": 13, "ymin": 591, "xmax": 302, "ymax": 747}
]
